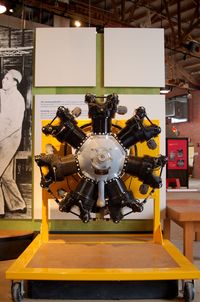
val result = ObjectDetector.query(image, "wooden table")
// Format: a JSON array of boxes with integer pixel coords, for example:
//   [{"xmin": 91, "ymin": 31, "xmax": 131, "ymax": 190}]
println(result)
[
  {"xmin": 164, "ymin": 199, "xmax": 200, "ymax": 262},
  {"xmin": 0, "ymin": 230, "xmax": 34, "ymax": 260}
]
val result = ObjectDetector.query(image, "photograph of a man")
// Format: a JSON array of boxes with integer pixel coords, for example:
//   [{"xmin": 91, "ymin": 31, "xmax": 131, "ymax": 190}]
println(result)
[{"xmin": 0, "ymin": 69, "xmax": 27, "ymax": 217}]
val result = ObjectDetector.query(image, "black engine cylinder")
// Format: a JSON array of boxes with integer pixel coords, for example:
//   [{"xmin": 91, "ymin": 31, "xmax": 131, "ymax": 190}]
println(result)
[
  {"xmin": 42, "ymin": 106, "xmax": 86, "ymax": 149},
  {"xmin": 54, "ymin": 124, "xmax": 86, "ymax": 149},
  {"xmin": 117, "ymin": 124, "xmax": 161, "ymax": 149},
  {"xmin": 105, "ymin": 178, "xmax": 143, "ymax": 223},
  {"xmin": 85, "ymin": 93, "xmax": 119, "ymax": 134},
  {"xmin": 125, "ymin": 156, "xmax": 162, "ymax": 188},
  {"xmin": 59, "ymin": 178, "xmax": 98, "ymax": 223}
]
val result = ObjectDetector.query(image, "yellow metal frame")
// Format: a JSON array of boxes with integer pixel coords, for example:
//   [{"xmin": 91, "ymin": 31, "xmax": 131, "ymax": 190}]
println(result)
[
  {"xmin": 6, "ymin": 188, "xmax": 200, "ymax": 282},
  {"xmin": 6, "ymin": 119, "xmax": 200, "ymax": 283}
]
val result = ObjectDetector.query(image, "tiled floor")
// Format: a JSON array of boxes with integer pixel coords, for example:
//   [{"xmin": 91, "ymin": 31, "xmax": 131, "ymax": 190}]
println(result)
[{"xmin": 0, "ymin": 178, "xmax": 200, "ymax": 301}]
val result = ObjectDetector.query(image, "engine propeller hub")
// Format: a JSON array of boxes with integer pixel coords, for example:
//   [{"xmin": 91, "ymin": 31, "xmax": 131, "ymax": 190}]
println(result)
[{"xmin": 76, "ymin": 134, "xmax": 126, "ymax": 181}]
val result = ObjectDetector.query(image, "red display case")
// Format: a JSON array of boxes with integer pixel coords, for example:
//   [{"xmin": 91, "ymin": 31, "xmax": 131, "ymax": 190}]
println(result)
[{"xmin": 166, "ymin": 138, "xmax": 188, "ymax": 188}]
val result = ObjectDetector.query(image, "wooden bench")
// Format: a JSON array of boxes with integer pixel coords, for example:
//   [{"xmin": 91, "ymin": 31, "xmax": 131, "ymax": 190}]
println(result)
[{"xmin": 164, "ymin": 199, "xmax": 200, "ymax": 262}]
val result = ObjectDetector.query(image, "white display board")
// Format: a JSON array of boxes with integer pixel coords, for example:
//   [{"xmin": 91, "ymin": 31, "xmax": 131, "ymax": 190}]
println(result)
[
  {"xmin": 117, "ymin": 94, "xmax": 166, "ymax": 219},
  {"xmin": 35, "ymin": 28, "xmax": 96, "ymax": 87},
  {"xmin": 104, "ymin": 28, "xmax": 165, "ymax": 87},
  {"xmin": 34, "ymin": 94, "xmax": 165, "ymax": 220},
  {"xmin": 34, "ymin": 94, "xmax": 87, "ymax": 219}
]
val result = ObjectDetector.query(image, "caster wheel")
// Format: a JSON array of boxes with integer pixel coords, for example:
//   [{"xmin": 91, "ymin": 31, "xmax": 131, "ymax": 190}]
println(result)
[
  {"xmin": 184, "ymin": 281, "xmax": 195, "ymax": 302},
  {"xmin": 11, "ymin": 282, "xmax": 24, "ymax": 302}
]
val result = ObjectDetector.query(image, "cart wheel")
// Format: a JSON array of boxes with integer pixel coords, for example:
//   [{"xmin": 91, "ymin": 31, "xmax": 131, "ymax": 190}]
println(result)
[
  {"xmin": 11, "ymin": 282, "xmax": 24, "ymax": 302},
  {"xmin": 184, "ymin": 281, "xmax": 195, "ymax": 302}
]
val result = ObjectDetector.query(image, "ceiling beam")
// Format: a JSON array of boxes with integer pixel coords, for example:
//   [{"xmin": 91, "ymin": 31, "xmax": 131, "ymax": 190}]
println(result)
[
  {"xmin": 121, "ymin": 0, "xmax": 126, "ymax": 21},
  {"xmin": 178, "ymin": 62, "xmax": 200, "ymax": 88},
  {"xmin": 22, "ymin": 0, "xmax": 135, "ymax": 27},
  {"xmin": 180, "ymin": 3, "xmax": 200, "ymax": 43},
  {"xmin": 111, "ymin": 0, "xmax": 119, "ymax": 17},
  {"xmin": 163, "ymin": 0, "xmax": 176, "ymax": 44},
  {"xmin": 125, "ymin": 0, "xmax": 142, "ymax": 23},
  {"xmin": 177, "ymin": 0, "xmax": 181, "ymax": 40},
  {"xmin": 166, "ymin": 55, "xmax": 200, "ymax": 89}
]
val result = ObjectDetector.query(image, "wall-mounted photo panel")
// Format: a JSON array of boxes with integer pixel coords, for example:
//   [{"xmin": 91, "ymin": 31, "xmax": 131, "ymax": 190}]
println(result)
[
  {"xmin": 34, "ymin": 94, "xmax": 166, "ymax": 221},
  {"xmin": 35, "ymin": 28, "xmax": 96, "ymax": 87},
  {"xmin": 0, "ymin": 27, "xmax": 33, "ymax": 220},
  {"xmin": 104, "ymin": 28, "xmax": 165, "ymax": 87}
]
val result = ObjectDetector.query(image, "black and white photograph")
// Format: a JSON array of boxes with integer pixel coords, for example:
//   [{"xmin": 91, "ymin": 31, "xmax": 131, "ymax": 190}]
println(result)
[{"xmin": 0, "ymin": 26, "xmax": 33, "ymax": 219}]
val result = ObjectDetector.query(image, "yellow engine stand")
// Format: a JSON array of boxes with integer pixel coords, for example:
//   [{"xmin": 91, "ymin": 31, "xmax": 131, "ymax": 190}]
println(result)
[
  {"xmin": 6, "ymin": 186, "xmax": 200, "ymax": 282},
  {"xmin": 6, "ymin": 119, "xmax": 200, "ymax": 301}
]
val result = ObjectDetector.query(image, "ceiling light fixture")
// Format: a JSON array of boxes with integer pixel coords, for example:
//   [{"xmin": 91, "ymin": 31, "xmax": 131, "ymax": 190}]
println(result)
[
  {"xmin": 74, "ymin": 20, "xmax": 81, "ymax": 27},
  {"xmin": 0, "ymin": 4, "xmax": 6, "ymax": 14},
  {"xmin": 160, "ymin": 86, "xmax": 171, "ymax": 94},
  {"xmin": 187, "ymin": 90, "xmax": 192, "ymax": 100}
]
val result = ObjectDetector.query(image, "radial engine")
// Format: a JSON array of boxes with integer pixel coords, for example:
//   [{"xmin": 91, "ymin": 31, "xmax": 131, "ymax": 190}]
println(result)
[{"xmin": 35, "ymin": 94, "xmax": 167, "ymax": 223}]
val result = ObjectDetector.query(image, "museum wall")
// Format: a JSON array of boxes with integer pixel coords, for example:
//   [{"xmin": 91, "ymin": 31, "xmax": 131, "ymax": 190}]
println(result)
[{"xmin": 0, "ymin": 25, "xmax": 166, "ymax": 232}]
